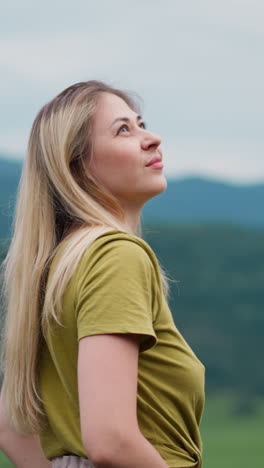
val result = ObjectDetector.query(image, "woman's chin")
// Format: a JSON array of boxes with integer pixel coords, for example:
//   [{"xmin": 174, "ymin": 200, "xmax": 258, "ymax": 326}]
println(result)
[
  {"xmin": 152, "ymin": 176, "xmax": 168, "ymax": 195},
  {"xmin": 143, "ymin": 178, "xmax": 168, "ymax": 203}
]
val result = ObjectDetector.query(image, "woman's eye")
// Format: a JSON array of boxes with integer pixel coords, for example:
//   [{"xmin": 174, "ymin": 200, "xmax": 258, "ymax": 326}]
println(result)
[
  {"xmin": 117, "ymin": 122, "xmax": 146, "ymax": 134},
  {"xmin": 118, "ymin": 125, "xmax": 129, "ymax": 134}
]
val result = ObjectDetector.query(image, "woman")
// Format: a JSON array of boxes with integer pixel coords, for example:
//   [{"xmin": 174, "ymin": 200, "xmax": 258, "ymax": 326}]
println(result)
[{"xmin": 0, "ymin": 81, "xmax": 205, "ymax": 467}]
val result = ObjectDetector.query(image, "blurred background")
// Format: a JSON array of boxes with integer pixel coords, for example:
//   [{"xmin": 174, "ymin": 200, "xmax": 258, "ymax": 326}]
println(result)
[{"xmin": 0, "ymin": 1, "xmax": 263, "ymax": 467}]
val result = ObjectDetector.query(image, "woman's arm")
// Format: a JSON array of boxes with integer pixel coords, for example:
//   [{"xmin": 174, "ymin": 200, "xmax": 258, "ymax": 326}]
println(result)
[
  {"xmin": 78, "ymin": 333, "xmax": 170, "ymax": 468},
  {"xmin": 0, "ymin": 385, "xmax": 51, "ymax": 468}
]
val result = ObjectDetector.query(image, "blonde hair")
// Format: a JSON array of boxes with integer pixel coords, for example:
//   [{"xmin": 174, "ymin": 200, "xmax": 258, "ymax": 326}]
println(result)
[{"xmin": 1, "ymin": 81, "xmax": 169, "ymax": 433}]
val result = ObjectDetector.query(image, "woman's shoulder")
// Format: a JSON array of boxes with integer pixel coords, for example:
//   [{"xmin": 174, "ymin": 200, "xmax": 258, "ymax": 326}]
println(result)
[
  {"xmin": 49, "ymin": 228, "xmax": 161, "ymax": 290},
  {"xmin": 82, "ymin": 229, "xmax": 159, "ymax": 269}
]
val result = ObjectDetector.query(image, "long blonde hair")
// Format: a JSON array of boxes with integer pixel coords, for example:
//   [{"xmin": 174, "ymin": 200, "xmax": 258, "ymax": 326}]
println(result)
[{"xmin": 1, "ymin": 81, "xmax": 168, "ymax": 434}]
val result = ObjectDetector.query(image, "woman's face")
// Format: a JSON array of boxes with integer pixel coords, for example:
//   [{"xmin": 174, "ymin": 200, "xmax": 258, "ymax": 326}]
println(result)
[{"xmin": 89, "ymin": 92, "xmax": 167, "ymax": 209}]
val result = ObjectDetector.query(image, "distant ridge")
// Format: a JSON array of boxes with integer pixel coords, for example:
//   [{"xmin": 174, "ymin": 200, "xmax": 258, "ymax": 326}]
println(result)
[
  {"xmin": 143, "ymin": 176, "xmax": 264, "ymax": 228},
  {"xmin": 0, "ymin": 156, "xmax": 263, "ymax": 239}
]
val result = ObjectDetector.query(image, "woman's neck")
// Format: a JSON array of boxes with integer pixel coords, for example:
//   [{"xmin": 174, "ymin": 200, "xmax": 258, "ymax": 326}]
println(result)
[{"xmin": 122, "ymin": 206, "xmax": 142, "ymax": 235}]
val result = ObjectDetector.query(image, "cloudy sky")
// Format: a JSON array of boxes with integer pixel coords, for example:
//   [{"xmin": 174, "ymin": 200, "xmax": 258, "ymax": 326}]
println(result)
[{"xmin": 1, "ymin": 0, "xmax": 263, "ymax": 184}]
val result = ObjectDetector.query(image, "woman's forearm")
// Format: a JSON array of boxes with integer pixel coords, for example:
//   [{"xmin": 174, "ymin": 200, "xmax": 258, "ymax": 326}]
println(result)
[
  {"xmin": 0, "ymin": 386, "xmax": 51, "ymax": 468},
  {"xmin": 0, "ymin": 431, "xmax": 51, "ymax": 468},
  {"xmin": 90, "ymin": 431, "xmax": 170, "ymax": 468}
]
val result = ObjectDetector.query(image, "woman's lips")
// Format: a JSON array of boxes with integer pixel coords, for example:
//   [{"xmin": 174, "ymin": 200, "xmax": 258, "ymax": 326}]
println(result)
[{"xmin": 147, "ymin": 161, "xmax": 163, "ymax": 169}]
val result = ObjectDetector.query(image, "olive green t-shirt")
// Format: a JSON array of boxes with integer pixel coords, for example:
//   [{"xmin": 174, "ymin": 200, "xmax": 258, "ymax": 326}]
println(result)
[{"xmin": 39, "ymin": 230, "xmax": 205, "ymax": 468}]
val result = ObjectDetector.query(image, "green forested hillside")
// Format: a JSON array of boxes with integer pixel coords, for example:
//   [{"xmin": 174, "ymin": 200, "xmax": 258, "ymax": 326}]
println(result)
[
  {"xmin": 1, "ymin": 157, "xmax": 264, "ymax": 241},
  {"xmin": 0, "ymin": 158, "xmax": 22, "ymax": 240},
  {"xmin": 143, "ymin": 224, "xmax": 264, "ymax": 408},
  {"xmin": 1, "ymin": 223, "xmax": 263, "ymax": 409},
  {"xmin": 143, "ymin": 177, "xmax": 264, "ymax": 228}
]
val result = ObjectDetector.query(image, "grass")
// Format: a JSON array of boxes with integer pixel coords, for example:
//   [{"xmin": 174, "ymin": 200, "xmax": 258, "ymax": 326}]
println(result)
[
  {"xmin": 0, "ymin": 395, "xmax": 263, "ymax": 467},
  {"xmin": 201, "ymin": 394, "xmax": 264, "ymax": 468},
  {"xmin": 0, "ymin": 451, "xmax": 13, "ymax": 468}
]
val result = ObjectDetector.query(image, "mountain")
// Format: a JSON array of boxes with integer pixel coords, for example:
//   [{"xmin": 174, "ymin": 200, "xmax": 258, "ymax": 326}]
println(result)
[
  {"xmin": 142, "ymin": 176, "xmax": 264, "ymax": 228},
  {"xmin": 0, "ymin": 157, "xmax": 22, "ymax": 240},
  {"xmin": 0, "ymin": 156, "xmax": 263, "ymax": 240}
]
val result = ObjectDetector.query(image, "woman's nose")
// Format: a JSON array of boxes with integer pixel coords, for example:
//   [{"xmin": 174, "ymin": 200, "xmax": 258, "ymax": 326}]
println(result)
[{"xmin": 141, "ymin": 130, "xmax": 162, "ymax": 151}]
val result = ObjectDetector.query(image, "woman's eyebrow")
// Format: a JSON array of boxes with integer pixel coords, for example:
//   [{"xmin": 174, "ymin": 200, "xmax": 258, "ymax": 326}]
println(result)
[{"xmin": 110, "ymin": 115, "xmax": 143, "ymax": 128}]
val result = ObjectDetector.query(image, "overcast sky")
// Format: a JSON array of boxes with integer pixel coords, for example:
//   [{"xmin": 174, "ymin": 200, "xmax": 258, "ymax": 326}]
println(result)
[{"xmin": 1, "ymin": 0, "xmax": 263, "ymax": 184}]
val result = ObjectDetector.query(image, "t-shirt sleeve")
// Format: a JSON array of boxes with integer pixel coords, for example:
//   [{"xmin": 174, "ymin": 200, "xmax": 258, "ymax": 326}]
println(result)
[{"xmin": 74, "ymin": 239, "xmax": 158, "ymax": 352}]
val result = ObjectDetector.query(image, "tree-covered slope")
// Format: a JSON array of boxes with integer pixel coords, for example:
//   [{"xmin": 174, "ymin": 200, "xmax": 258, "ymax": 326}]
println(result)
[
  {"xmin": 144, "ymin": 223, "xmax": 264, "ymax": 400},
  {"xmin": 1, "ymin": 223, "xmax": 263, "ymax": 403},
  {"xmin": 143, "ymin": 177, "xmax": 264, "ymax": 228},
  {"xmin": 1, "ymin": 157, "xmax": 263, "ymax": 240}
]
